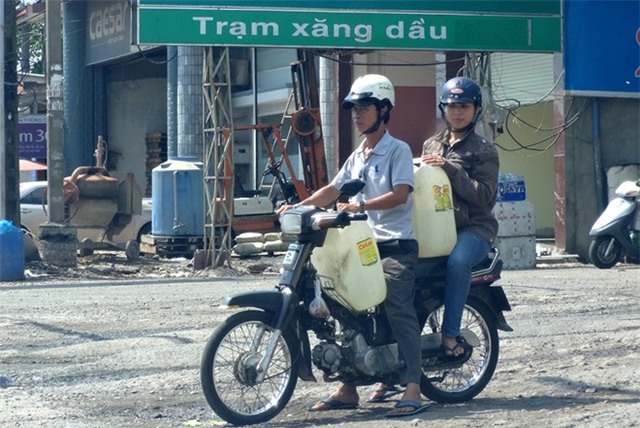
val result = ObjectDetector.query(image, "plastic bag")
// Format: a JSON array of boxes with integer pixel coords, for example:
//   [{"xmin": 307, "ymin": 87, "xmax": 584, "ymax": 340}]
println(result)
[
  {"xmin": 309, "ymin": 278, "xmax": 330, "ymax": 318},
  {"xmin": 0, "ymin": 220, "xmax": 18, "ymax": 234}
]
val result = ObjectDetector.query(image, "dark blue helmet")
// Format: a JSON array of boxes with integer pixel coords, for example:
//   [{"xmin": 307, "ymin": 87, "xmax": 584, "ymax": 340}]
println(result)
[
  {"xmin": 439, "ymin": 77, "xmax": 483, "ymax": 132},
  {"xmin": 440, "ymin": 77, "xmax": 482, "ymax": 107}
]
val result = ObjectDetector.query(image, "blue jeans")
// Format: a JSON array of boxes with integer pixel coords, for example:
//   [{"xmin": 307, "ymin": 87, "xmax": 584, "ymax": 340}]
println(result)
[{"xmin": 442, "ymin": 231, "xmax": 491, "ymax": 338}]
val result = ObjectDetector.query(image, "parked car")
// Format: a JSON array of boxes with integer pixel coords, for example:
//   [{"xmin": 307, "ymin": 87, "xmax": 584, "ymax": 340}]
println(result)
[{"xmin": 20, "ymin": 181, "xmax": 152, "ymax": 259}]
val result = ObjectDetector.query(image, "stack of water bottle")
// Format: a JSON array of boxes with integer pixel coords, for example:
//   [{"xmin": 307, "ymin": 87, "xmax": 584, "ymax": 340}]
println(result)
[{"xmin": 492, "ymin": 173, "xmax": 536, "ymax": 269}]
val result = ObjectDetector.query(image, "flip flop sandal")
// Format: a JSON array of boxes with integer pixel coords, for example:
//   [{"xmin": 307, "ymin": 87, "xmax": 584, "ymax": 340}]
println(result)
[
  {"xmin": 438, "ymin": 336, "xmax": 472, "ymax": 362},
  {"xmin": 384, "ymin": 399, "xmax": 430, "ymax": 418},
  {"xmin": 367, "ymin": 385, "xmax": 405, "ymax": 403},
  {"xmin": 307, "ymin": 397, "xmax": 359, "ymax": 412}
]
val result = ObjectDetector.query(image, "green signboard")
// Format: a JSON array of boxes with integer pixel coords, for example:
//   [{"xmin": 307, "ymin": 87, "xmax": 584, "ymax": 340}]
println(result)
[
  {"xmin": 136, "ymin": 3, "xmax": 561, "ymax": 52},
  {"xmin": 137, "ymin": 0, "xmax": 561, "ymax": 15}
]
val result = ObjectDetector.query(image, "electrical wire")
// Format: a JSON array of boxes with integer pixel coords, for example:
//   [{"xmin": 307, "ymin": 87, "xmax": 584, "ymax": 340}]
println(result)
[
  {"xmin": 17, "ymin": 86, "xmax": 37, "ymax": 113},
  {"xmin": 315, "ymin": 50, "xmax": 460, "ymax": 68},
  {"xmin": 135, "ymin": 44, "xmax": 176, "ymax": 64},
  {"xmin": 495, "ymin": 97, "xmax": 590, "ymax": 153}
]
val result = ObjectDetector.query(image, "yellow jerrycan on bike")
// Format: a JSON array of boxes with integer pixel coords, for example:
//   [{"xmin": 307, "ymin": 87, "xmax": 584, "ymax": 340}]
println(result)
[
  {"xmin": 412, "ymin": 165, "xmax": 457, "ymax": 258},
  {"xmin": 311, "ymin": 221, "xmax": 386, "ymax": 312}
]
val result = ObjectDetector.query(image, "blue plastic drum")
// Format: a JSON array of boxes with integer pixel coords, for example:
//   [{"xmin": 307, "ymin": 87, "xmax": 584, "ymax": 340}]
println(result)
[
  {"xmin": 151, "ymin": 160, "xmax": 204, "ymax": 236},
  {"xmin": 0, "ymin": 220, "xmax": 25, "ymax": 281}
]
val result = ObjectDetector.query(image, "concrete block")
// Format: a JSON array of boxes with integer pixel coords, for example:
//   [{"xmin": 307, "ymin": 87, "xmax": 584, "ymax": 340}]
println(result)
[
  {"xmin": 494, "ymin": 236, "xmax": 536, "ymax": 270},
  {"xmin": 493, "ymin": 201, "xmax": 536, "ymax": 237}
]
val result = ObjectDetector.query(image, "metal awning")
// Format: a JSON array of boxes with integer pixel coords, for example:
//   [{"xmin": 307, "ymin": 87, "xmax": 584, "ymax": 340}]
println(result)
[{"xmin": 19, "ymin": 159, "xmax": 47, "ymax": 171}]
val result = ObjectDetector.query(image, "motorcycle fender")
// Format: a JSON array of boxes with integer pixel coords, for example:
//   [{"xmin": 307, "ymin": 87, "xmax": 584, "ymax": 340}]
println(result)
[
  {"xmin": 297, "ymin": 326, "xmax": 316, "ymax": 382},
  {"xmin": 222, "ymin": 290, "xmax": 314, "ymax": 379},
  {"xmin": 223, "ymin": 290, "xmax": 314, "ymax": 380},
  {"xmin": 222, "ymin": 290, "xmax": 300, "ymax": 329},
  {"xmin": 221, "ymin": 291, "xmax": 285, "ymax": 313},
  {"xmin": 470, "ymin": 285, "xmax": 514, "ymax": 332}
]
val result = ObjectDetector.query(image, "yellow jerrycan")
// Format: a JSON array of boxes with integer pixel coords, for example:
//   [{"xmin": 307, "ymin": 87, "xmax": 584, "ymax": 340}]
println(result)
[
  {"xmin": 412, "ymin": 165, "xmax": 457, "ymax": 258},
  {"xmin": 311, "ymin": 221, "xmax": 386, "ymax": 312}
]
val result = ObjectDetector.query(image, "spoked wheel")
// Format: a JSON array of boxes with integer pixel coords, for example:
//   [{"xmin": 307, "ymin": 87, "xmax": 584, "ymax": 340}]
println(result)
[
  {"xmin": 200, "ymin": 310, "xmax": 299, "ymax": 426},
  {"xmin": 420, "ymin": 298, "xmax": 499, "ymax": 403},
  {"xmin": 589, "ymin": 236, "xmax": 622, "ymax": 269}
]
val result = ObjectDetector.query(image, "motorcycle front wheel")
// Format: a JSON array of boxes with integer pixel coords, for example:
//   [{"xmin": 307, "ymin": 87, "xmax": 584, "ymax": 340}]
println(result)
[
  {"xmin": 200, "ymin": 310, "xmax": 299, "ymax": 426},
  {"xmin": 420, "ymin": 297, "xmax": 499, "ymax": 403},
  {"xmin": 589, "ymin": 236, "xmax": 622, "ymax": 269}
]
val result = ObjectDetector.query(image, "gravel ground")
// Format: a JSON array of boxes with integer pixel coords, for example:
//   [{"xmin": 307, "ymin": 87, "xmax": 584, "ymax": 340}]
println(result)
[{"xmin": 1, "ymin": 253, "xmax": 639, "ymax": 427}]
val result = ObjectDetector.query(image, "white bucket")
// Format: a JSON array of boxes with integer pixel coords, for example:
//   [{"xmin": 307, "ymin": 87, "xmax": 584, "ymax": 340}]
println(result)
[
  {"xmin": 311, "ymin": 221, "xmax": 386, "ymax": 312},
  {"xmin": 412, "ymin": 165, "xmax": 457, "ymax": 258}
]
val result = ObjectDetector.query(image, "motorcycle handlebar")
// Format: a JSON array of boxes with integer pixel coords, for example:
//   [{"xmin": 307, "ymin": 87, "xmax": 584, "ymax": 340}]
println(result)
[
  {"xmin": 312, "ymin": 212, "xmax": 369, "ymax": 230},
  {"xmin": 350, "ymin": 213, "xmax": 368, "ymax": 222}
]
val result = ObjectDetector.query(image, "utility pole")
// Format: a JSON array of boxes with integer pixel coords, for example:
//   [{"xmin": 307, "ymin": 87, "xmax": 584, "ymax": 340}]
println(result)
[
  {"xmin": 1, "ymin": 0, "xmax": 20, "ymax": 225},
  {"xmin": 39, "ymin": 0, "xmax": 77, "ymax": 267},
  {"xmin": 1, "ymin": 2, "xmax": 6, "ymax": 221}
]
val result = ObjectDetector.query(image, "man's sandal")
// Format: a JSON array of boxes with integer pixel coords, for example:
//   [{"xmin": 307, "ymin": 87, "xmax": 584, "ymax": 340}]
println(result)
[
  {"xmin": 367, "ymin": 385, "xmax": 404, "ymax": 403},
  {"xmin": 308, "ymin": 397, "xmax": 359, "ymax": 411},
  {"xmin": 384, "ymin": 400, "xmax": 429, "ymax": 418}
]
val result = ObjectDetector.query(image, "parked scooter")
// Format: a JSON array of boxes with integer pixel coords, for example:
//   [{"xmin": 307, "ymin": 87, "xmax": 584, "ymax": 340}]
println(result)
[
  {"xmin": 589, "ymin": 179, "xmax": 640, "ymax": 268},
  {"xmin": 200, "ymin": 179, "xmax": 512, "ymax": 426}
]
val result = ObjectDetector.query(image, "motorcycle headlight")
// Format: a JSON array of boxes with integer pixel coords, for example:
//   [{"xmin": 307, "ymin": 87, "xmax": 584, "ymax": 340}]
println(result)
[{"xmin": 280, "ymin": 211, "xmax": 303, "ymax": 235}]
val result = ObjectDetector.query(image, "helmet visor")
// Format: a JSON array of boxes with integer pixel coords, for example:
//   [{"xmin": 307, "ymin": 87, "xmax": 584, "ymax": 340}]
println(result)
[
  {"xmin": 342, "ymin": 92, "xmax": 376, "ymax": 109},
  {"xmin": 440, "ymin": 97, "xmax": 475, "ymax": 106}
]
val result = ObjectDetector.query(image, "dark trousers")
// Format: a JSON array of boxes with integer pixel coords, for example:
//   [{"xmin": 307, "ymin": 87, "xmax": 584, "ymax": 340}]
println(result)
[{"xmin": 378, "ymin": 239, "xmax": 421, "ymax": 385}]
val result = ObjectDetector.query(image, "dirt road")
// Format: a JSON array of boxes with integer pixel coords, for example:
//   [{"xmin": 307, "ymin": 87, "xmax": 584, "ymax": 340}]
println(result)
[{"xmin": 0, "ymin": 260, "xmax": 638, "ymax": 427}]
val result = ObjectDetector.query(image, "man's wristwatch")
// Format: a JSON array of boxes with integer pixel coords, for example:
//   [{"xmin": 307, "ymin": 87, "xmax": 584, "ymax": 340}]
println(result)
[{"xmin": 359, "ymin": 200, "xmax": 366, "ymax": 213}]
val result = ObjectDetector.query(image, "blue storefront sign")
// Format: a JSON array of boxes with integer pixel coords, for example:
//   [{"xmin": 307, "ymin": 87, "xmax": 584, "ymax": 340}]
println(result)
[
  {"xmin": 18, "ymin": 116, "xmax": 47, "ymax": 158},
  {"xmin": 564, "ymin": 0, "xmax": 640, "ymax": 98}
]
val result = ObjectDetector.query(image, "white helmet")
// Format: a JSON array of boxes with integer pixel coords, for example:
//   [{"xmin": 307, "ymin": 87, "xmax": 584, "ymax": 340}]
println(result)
[{"xmin": 342, "ymin": 74, "xmax": 395, "ymax": 110}]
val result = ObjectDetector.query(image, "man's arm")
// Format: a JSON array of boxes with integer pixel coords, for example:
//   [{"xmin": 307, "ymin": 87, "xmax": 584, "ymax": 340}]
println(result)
[
  {"xmin": 275, "ymin": 184, "xmax": 340, "ymax": 215},
  {"xmin": 297, "ymin": 185, "xmax": 340, "ymax": 209},
  {"xmin": 337, "ymin": 184, "xmax": 410, "ymax": 213}
]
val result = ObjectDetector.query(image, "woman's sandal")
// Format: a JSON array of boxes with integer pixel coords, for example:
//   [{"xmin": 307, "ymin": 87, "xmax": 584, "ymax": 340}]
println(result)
[{"xmin": 438, "ymin": 336, "xmax": 472, "ymax": 362}]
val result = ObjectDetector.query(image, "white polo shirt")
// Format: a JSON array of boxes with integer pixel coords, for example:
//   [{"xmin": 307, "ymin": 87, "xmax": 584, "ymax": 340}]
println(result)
[{"xmin": 331, "ymin": 131, "xmax": 416, "ymax": 242}]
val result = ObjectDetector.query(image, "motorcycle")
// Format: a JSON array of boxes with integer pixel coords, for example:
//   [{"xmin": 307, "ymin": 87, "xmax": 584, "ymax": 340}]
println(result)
[
  {"xmin": 589, "ymin": 179, "xmax": 640, "ymax": 269},
  {"xmin": 200, "ymin": 179, "xmax": 512, "ymax": 426}
]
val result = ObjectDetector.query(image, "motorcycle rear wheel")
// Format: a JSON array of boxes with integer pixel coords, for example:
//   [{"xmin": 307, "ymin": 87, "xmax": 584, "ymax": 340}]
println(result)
[
  {"xmin": 420, "ymin": 297, "xmax": 499, "ymax": 403},
  {"xmin": 589, "ymin": 236, "xmax": 622, "ymax": 269},
  {"xmin": 200, "ymin": 310, "xmax": 299, "ymax": 426}
]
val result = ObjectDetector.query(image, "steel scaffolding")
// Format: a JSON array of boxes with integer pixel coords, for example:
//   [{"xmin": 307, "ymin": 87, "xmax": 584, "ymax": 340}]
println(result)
[{"xmin": 202, "ymin": 47, "xmax": 234, "ymax": 268}]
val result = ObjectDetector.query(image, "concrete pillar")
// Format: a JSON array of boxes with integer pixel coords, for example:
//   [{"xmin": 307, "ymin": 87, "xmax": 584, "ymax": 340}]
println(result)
[
  {"xmin": 319, "ymin": 55, "xmax": 339, "ymax": 179},
  {"xmin": 167, "ymin": 46, "xmax": 178, "ymax": 160},
  {"xmin": 38, "ymin": 223, "xmax": 77, "ymax": 268},
  {"xmin": 42, "ymin": 0, "xmax": 77, "ymax": 268},
  {"xmin": 177, "ymin": 46, "xmax": 203, "ymax": 160},
  {"xmin": 63, "ymin": 0, "xmax": 93, "ymax": 172}
]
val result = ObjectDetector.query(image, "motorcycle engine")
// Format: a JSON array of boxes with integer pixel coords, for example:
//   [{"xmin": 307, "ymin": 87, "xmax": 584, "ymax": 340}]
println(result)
[
  {"xmin": 312, "ymin": 342, "xmax": 342, "ymax": 374},
  {"xmin": 312, "ymin": 330, "xmax": 400, "ymax": 377}
]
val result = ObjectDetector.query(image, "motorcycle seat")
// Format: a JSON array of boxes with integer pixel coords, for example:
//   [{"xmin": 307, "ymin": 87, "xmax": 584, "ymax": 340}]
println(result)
[{"xmin": 415, "ymin": 248, "xmax": 501, "ymax": 280}]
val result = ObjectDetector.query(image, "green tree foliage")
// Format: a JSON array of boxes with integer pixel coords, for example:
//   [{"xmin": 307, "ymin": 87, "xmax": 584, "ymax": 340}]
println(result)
[{"xmin": 16, "ymin": 0, "xmax": 45, "ymax": 75}]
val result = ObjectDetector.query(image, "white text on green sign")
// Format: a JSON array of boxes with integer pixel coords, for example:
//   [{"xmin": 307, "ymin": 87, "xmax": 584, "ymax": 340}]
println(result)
[{"xmin": 137, "ymin": 9, "xmax": 561, "ymax": 52}]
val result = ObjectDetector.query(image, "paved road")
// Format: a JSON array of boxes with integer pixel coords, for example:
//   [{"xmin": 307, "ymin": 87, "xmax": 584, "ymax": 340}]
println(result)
[{"xmin": 0, "ymin": 263, "xmax": 638, "ymax": 427}]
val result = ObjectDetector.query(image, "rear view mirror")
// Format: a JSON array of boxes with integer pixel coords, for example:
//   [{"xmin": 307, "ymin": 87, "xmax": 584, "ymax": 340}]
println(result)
[{"xmin": 339, "ymin": 179, "xmax": 365, "ymax": 198}]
